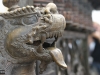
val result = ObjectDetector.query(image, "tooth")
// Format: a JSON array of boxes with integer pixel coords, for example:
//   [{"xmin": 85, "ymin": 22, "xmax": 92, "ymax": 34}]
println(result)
[
  {"xmin": 27, "ymin": 33, "xmax": 33, "ymax": 44},
  {"xmin": 52, "ymin": 33, "xmax": 55, "ymax": 38},
  {"xmin": 28, "ymin": 36, "xmax": 33, "ymax": 44},
  {"xmin": 50, "ymin": 32, "xmax": 53, "ymax": 38},
  {"xmin": 61, "ymin": 31, "xmax": 63, "ymax": 36},
  {"xmin": 51, "ymin": 32, "xmax": 54, "ymax": 38},
  {"xmin": 49, "ymin": 32, "xmax": 52, "ymax": 38},
  {"xmin": 51, "ymin": 33, "xmax": 53, "ymax": 38},
  {"xmin": 52, "ymin": 33, "xmax": 54, "ymax": 38},
  {"xmin": 41, "ymin": 34, "xmax": 46, "ymax": 43},
  {"xmin": 58, "ymin": 32, "xmax": 61, "ymax": 37},
  {"xmin": 46, "ymin": 33, "xmax": 49, "ymax": 38},
  {"xmin": 55, "ymin": 32, "xmax": 58, "ymax": 38},
  {"xmin": 57, "ymin": 32, "xmax": 59, "ymax": 37},
  {"xmin": 53, "ymin": 32, "xmax": 55, "ymax": 38}
]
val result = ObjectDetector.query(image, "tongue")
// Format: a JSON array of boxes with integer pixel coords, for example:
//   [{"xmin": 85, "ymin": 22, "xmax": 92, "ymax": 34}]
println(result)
[{"xmin": 46, "ymin": 47, "xmax": 67, "ymax": 69}]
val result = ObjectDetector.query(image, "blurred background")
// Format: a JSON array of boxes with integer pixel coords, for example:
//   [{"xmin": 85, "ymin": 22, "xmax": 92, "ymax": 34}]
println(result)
[{"xmin": 0, "ymin": 0, "xmax": 100, "ymax": 75}]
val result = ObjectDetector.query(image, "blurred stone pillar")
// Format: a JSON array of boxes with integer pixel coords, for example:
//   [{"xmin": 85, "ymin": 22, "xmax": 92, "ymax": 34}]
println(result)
[{"xmin": 81, "ymin": 37, "xmax": 90, "ymax": 75}]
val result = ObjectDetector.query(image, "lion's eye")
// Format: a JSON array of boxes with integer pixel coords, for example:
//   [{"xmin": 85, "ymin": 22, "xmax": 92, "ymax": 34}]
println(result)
[{"xmin": 22, "ymin": 15, "xmax": 38, "ymax": 26}]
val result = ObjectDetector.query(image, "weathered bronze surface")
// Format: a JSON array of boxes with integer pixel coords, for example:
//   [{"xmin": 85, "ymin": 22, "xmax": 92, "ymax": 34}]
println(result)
[{"xmin": 0, "ymin": 2, "xmax": 67, "ymax": 75}]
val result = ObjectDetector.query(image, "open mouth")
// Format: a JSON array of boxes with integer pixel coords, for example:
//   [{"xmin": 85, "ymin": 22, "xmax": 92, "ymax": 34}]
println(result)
[
  {"xmin": 26, "ymin": 31, "xmax": 67, "ymax": 70},
  {"xmin": 26, "ymin": 38, "xmax": 55, "ymax": 48},
  {"xmin": 26, "ymin": 37, "xmax": 67, "ymax": 69},
  {"xmin": 26, "ymin": 30, "xmax": 62, "ymax": 50}
]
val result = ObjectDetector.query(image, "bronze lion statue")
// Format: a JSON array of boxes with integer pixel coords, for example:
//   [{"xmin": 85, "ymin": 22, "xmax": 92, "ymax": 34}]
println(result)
[{"xmin": 0, "ymin": 3, "xmax": 67, "ymax": 75}]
